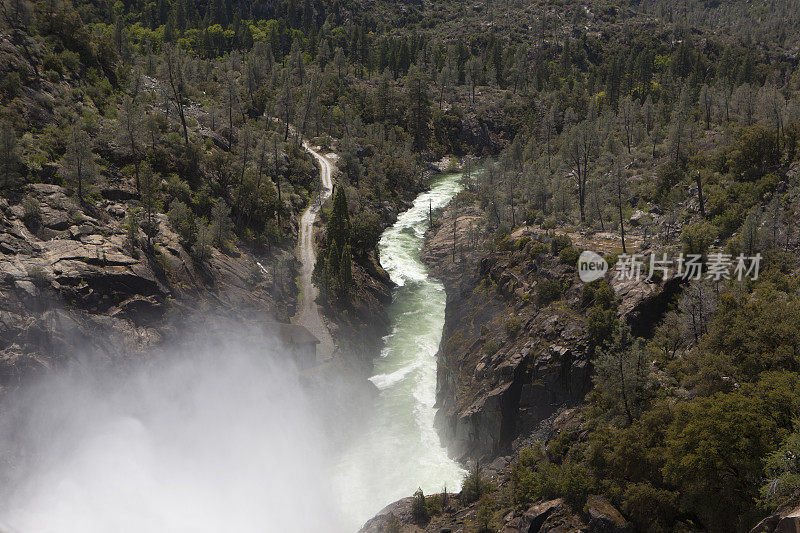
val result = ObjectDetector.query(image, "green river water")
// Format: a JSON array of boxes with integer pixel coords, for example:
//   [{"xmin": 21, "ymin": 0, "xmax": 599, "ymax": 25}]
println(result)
[{"xmin": 333, "ymin": 171, "xmax": 468, "ymax": 530}]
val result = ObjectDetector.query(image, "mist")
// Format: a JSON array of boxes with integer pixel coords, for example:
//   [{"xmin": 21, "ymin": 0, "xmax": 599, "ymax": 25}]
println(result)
[{"xmin": 0, "ymin": 323, "xmax": 353, "ymax": 533}]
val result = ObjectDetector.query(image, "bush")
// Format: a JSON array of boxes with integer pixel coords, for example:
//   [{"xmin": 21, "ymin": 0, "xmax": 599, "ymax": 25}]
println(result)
[
  {"xmin": 559, "ymin": 245, "xmax": 580, "ymax": 266},
  {"xmin": 59, "ymin": 50, "xmax": 80, "ymax": 73},
  {"xmin": 729, "ymin": 125, "xmax": 780, "ymax": 180},
  {"xmin": 475, "ymin": 495, "xmax": 496, "ymax": 533},
  {"xmin": 21, "ymin": 197, "xmax": 41, "ymax": 225},
  {"xmin": 351, "ymin": 210, "xmax": 382, "ymax": 257},
  {"xmin": 168, "ymin": 200, "xmax": 197, "ymax": 245},
  {"xmin": 512, "ymin": 459, "xmax": 592, "ymax": 508},
  {"xmin": 42, "ymin": 54, "xmax": 64, "ymax": 76},
  {"xmin": 528, "ymin": 242, "xmax": 548, "ymax": 260},
  {"xmin": 761, "ymin": 431, "xmax": 800, "ymax": 507},
  {"xmin": 191, "ymin": 222, "xmax": 213, "ymax": 262},
  {"xmin": 681, "ymin": 220, "xmax": 718, "ymax": 258},
  {"xmin": 484, "ymin": 340, "xmax": 499, "ymax": 356},
  {"xmin": 1, "ymin": 71, "xmax": 21, "ymax": 98},
  {"xmin": 588, "ymin": 305, "xmax": 617, "ymax": 348},
  {"xmin": 582, "ymin": 280, "xmax": 614, "ymax": 309},
  {"xmin": 461, "ymin": 464, "xmax": 491, "ymax": 503},
  {"xmin": 655, "ymin": 163, "xmax": 685, "ymax": 202},
  {"xmin": 551, "ymin": 234, "xmax": 572, "ymax": 254},
  {"xmin": 505, "ymin": 317, "xmax": 522, "ymax": 338},
  {"xmin": 26, "ymin": 265, "xmax": 50, "ymax": 287},
  {"xmin": 537, "ymin": 279, "xmax": 562, "ymax": 304}
]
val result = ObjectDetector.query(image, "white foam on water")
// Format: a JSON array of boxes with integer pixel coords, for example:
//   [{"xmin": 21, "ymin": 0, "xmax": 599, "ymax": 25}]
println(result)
[{"xmin": 332, "ymin": 172, "xmax": 467, "ymax": 530}]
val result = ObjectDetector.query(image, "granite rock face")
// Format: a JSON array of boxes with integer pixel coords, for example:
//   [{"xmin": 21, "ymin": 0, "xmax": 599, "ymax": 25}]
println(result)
[
  {"xmin": 0, "ymin": 184, "xmax": 296, "ymax": 391},
  {"xmin": 751, "ymin": 501, "xmax": 800, "ymax": 533},
  {"xmin": 421, "ymin": 204, "xmax": 675, "ymax": 464}
]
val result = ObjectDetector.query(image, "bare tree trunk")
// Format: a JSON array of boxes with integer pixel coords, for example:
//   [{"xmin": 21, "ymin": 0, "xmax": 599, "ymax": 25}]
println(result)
[
  {"xmin": 616, "ymin": 163, "xmax": 627, "ymax": 254},
  {"xmin": 695, "ymin": 171, "xmax": 706, "ymax": 218}
]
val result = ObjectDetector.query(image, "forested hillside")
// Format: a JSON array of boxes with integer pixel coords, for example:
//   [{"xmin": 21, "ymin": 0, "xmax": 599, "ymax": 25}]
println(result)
[{"xmin": 3, "ymin": 0, "xmax": 800, "ymax": 531}]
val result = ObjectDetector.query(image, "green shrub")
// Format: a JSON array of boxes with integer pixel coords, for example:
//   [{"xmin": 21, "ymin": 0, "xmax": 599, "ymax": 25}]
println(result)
[
  {"xmin": 168, "ymin": 199, "xmax": 197, "ymax": 245},
  {"xmin": 529, "ymin": 242, "xmax": 548, "ymax": 259},
  {"xmin": 559, "ymin": 245, "xmax": 580, "ymax": 266},
  {"xmin": 655, "ymin": 163, "xmax": 685, "ymax": 202},
  {"xmin": 729, "ymin": 124, "xmax": 780, "ymax": 180},
  {"xmin": 475, "ymin": 494, "xmax": 496, "ymax": 533},
  {"xmin": 461, "ymin": 464, "xmax": 491, "ymax": 503},
  {"xmin": 484, "ymin": 340, "xmax": 499, "ymax": 356},
  {"xmin": 512, "ymin": 459, "xmax": 592, "ymax": 508},
  {"xmin": 425, "ymin": 493, "xmax": 443, "ymax": 516},
  {"xmin": 59, "ymin": 50, "xmax": 80, "ymax": 73},
  {"xmin": 191, "ymin": 222, "xmax": 213, "ymax": 262},
  {"xmin": 155, "ymin": 248, "xmax": 173, "ymax": 276},
  {"xmin": 21, "ymin": 197, "xmax": 41, "ymax": 225},
  {"xmin": 42, "ymin": 54, "xmax": 64, "ymax": 76},
  {"xmin": 761, "ymin": 431, "xmax": 800, "ymax": 507},
  {"xmin": 26, "ymin": 265, "xmax": 50, "ymax": 287},
  {"xmin": 681, "ymin": 220, "xmax": 718, "ymax": 258},
  {"xmin": 588, "ymin": 305, "xmax": 617, "ymax": 348},
  {"xmin": 1, "ymin": 71, "xmax": 21, "ymax": 98},
  {"xmin": 582, "ymin": 280, "xmax": 614, "ymax": 309},
  {"xmin": 551, "ymin": 234, "xmax": 572, "ymax": 254},
  {"xmin": 537, "ymin": 279, "xmax": 562, "ymax": 304},
  {"xmin": 505, "ymin": 317, "xmax": 522, "ymax": 338}
]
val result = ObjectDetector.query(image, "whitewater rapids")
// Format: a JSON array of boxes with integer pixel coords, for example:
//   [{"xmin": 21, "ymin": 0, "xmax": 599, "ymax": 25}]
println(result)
[{"xmin": 332, "ymin": 171, "xmax": 466, "ymax": 530}]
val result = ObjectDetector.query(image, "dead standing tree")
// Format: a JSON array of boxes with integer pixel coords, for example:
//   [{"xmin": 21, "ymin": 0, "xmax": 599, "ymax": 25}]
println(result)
[
  {"xmin": 562, "ymin": 119, "xmax": 600, "ymax": 224},
  {"xmin": 163, "ymin": 44, "xmax": 190, "ymax": 148}
]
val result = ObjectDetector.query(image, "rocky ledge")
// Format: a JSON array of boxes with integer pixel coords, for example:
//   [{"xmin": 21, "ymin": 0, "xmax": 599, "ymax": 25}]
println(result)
[
  {"xmin": 360, "ymin": 492, "xmax": 631, "ymax": 533},
  {"xmin": 750, "ymin": 500, "xmax": 800, "ymax": 533},
  {"xmin": 0, "ymin": 183, "xmax": 296, "ymax": 390}
]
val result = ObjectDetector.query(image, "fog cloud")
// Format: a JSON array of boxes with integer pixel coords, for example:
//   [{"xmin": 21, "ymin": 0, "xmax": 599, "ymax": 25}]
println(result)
[{"xmin": 0, "ymin": 324, "xmax": 349, "ymax": 532}]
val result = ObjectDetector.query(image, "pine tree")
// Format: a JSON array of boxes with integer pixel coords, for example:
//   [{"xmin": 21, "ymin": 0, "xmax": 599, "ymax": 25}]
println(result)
[
  {"xmin": 406, "ymin": 65, "xmax": 432, "ymax": 152},
  {"xmin": 338, "ymin": 244, "xmax": 352, "ymax": 295},
  {"xmin": 0, "ymin": 121, "xmax": 21, "ymax": 188},
  {"xmin": 327, "ymin": 186, "xmax": 351, "ymax": 249},
  {"xmin": 61, "ymin": 126, "xmax": 97, "ymax": 205},
  {"xmin": 317, "ymin": 186, "xmax": 355, "ymax": 300}
]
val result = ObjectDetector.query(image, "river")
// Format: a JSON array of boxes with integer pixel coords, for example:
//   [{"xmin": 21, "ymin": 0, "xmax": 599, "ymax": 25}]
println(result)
[
  {"xmin": 333, "ymin": 170, "xmax": 467, "ymax": 530},
  {"xmin": 0, "ymin": 169, "xmax": 467, "ymax": 533}
]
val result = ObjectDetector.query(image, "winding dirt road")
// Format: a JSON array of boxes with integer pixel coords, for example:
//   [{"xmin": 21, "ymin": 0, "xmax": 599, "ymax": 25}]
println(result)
[{"xmin": 294, "ymin": 141, "xmax": 336, "ymax": 359}]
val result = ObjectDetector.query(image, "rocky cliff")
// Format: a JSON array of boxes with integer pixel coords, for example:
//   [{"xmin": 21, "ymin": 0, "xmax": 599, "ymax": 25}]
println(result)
[
  {"xmin": 0, "ymin": 182, "xmax": 297, "ymax": 391},
  {"xmin": 421, "ymin": 196, "xmax": 676, "ymax": 465}
]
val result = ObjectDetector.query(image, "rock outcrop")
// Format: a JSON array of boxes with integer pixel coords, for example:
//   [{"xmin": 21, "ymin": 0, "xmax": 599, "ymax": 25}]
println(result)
[
  {"xmin": 511, "ymin": 496, "xmax": 632, "ymax": 533},
  {"xmin": 421, "ymin": 201, "xmax": 678, "ymax": 464},
  {"xmin": 751, "ymin": 501, "xmax": 800, "ymax": 533},
  {"xmin": 0, "ymin": 183, "xmax": 297, "ymax": 390},
  {"xmin": 360, "ymin": 493, "xmax": 631, "ymax": 533}
]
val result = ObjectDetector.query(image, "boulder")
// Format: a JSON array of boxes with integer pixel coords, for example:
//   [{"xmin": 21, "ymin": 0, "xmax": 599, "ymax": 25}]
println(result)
[
  {"xmin": 518, "ymin": 498, "xmax": 587, "ymax": 532},
  {"xmin": 518, "ymin": 499, "xmax": 565, "ymax": 532},
  {"xmin": 38, "ymin": 205, "xmax": 72, "ymax": 230},
  {"xmin": 629, "ymin": 209, "xmax": 647, "ymax": 226},
  {"xmin": 584, "ymin": 495, "xmax": 632, "ymax": 532},
  {"xmin": 751, "ymin": 503, "xmax": 800, "ymax": 533}
]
